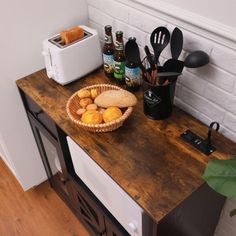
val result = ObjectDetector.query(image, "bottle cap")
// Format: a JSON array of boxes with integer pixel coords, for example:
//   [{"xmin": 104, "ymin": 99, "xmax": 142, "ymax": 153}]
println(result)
[
  {"xmin": 105, "ymin": 25, "xmax": 112, "ymax": 31},
  {"xmin": 128, "ymin": 37, "xmax": 136, "ymax": 42},
  {"xmin": 116, "ymin": 31, "xmax": 123, "ymax": 37}
]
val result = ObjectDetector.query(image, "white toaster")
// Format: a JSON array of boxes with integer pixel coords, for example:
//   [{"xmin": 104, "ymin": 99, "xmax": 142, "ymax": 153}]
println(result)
[{"xmin": 42, "ymin": 25, "xmax": 103, "ymax": 85}]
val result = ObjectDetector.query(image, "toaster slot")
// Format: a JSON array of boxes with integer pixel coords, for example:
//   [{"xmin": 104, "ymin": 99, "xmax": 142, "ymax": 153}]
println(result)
[{"xmin": 49, "ymin": 30, "xmax": 92, "ymax": 48}]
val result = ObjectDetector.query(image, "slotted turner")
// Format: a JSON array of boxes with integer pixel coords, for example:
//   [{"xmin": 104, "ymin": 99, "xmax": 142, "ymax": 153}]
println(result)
[{"xmin": 150, "ymin": 26, "xmax": 170, "ymax": 65}]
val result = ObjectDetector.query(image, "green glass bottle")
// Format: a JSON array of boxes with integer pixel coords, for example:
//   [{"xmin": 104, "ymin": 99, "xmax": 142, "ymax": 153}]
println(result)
[{"xmin": 113, "ymin": 31, "xmax": 125, "ymax": 84}]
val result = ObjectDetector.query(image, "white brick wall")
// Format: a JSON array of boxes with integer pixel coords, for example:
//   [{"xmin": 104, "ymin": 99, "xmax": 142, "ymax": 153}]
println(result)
[{"xmin": 86, "ymin": 0, "xmax": 236, "ymax": 146}]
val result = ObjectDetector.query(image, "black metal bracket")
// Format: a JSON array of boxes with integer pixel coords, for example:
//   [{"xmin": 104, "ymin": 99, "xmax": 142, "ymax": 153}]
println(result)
[{"xmin": 180, "ymin": 122, "xmax": 220, "ymax": 156}]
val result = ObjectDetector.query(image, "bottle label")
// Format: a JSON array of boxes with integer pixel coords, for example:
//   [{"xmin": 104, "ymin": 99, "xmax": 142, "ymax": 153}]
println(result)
[
  {"xmin": 115, "ymin": 41, "xmax": 123, "ymax": 50},
  {"xmin": 105, "ymin": 34, "xmax": 112, "ymax": 44},
  {"xmin": 113, "ymin": 60, "xmax": 125, "ymax": 80},
  {"xmin": 125, "ymin": 67, "xmax": 141, "ymax": 87},
  {"xmin": 103, "ymin": 54, "xmax": 114, "ymax": 74}
]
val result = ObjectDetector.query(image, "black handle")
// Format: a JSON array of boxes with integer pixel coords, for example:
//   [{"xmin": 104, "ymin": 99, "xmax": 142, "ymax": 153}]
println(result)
[
  {"xmin": 206, "ymin": 122, "xmax": 220, "ymax": 147},
  {"xmin": 144, "ymin": 45, "xmax": 155, "ymax": 70}
]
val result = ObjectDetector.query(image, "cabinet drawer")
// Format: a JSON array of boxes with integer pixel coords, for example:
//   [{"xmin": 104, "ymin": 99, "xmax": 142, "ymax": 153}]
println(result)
[
  {"xmin": 22, "ymin": 93, "xmax": 57, "ymax": 138},
  {"xmin": 70, "ymin": 180, "xmax": 106, "ymax": 236}
]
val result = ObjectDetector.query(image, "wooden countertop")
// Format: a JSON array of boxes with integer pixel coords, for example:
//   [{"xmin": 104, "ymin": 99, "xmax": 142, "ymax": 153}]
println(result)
[{"xmin": 16, "ymin": 69, "xmax": 236, "ymax": 223}]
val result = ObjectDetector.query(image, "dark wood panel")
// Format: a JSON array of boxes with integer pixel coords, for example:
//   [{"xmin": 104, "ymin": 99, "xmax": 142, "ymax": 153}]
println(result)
[
  {"xmin": 69, "ymin": 179, "xmax": 106, "ymax": 236},
  {"xmin": 16, "ymin": 68, "xmax": 236, "ymax": 224},
  {"xmin": 105, "ymin": 216, "xmax": 130, "ymax": 236},
  {"xmin": 20, "ymin": 90, "xmax": 58, "ymax": 138},
  {"xmin": 154, "ymin": 184, "xmax": 225, "ymax": 236}
]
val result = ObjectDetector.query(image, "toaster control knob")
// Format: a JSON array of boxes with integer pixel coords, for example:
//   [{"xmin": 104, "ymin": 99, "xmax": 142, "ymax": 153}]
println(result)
[{"xmin": 128, "ymin": 221, "xmax": 138, "ymax": 235}]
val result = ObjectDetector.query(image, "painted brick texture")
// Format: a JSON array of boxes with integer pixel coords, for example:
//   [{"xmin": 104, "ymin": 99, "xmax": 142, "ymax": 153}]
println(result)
[{"xmin": 87, "ymin": 0, "xmax": 236, "ymax": 145}]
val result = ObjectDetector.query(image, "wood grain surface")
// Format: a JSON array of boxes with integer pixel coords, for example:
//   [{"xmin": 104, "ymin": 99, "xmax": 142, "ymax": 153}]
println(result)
[
  {"xmin": 16, "ymin": 68, "xmax": 236, "ymax": 223},
  {"xmin": 0, "ymin": 158, "xmax": 90, "ymax": 236}
]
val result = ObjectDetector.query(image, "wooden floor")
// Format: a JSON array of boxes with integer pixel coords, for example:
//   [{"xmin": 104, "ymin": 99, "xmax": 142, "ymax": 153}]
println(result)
[{"xmin": 0, "ymin": 158, "xmax": 90, "ymax": 236}]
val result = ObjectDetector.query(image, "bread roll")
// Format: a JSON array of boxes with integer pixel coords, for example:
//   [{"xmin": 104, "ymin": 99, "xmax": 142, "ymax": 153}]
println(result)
[
  {"xmin": 90, "ymin": 89, "xmax": 99, "ymax": 99},
  {"xmin": 103, "ymin": 107, "xmax": 122, "ymax": 123},
  {"xmin": 94, "ymin": 90, "xmax": 137, "ymax": 108},
  {"xmin": 76, "ymin": 108, "xmax": 86, "ymax": 116},
  {"xmin": 81, "ymin": 110, "xmax": 103, "ymax": 124},
  {"xmin": 79, "ymin": 98, "xmax": 93, "ymax": 108},
  {"xmin": 60, "ymin": 26, "xmax": 84, "ymax": 45},
  {"xmin": 77, "ymin": 89, "xmax": 90, "ymax": 99},
  {"xmin": 86, "ymin": 103, "xmax": 98, "ymax": 110}
]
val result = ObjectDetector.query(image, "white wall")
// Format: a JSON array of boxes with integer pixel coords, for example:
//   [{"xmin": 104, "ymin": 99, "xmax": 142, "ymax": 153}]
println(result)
[
  {"xmin": 0, "ymin": 0, "xmax": 88, "ymax": 190},
  {"xmin": 164, "ymin": 0, "xmax": 236, "ymax": 28},
  {"xmin": 133, "ymin": 0, "xmax": 236, "ymax": 29}
]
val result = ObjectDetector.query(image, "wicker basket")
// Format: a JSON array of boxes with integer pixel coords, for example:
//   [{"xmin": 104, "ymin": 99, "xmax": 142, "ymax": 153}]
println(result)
[{"xmin": 66, "ymin": 84, "xmax": 134, "ymax": 132}]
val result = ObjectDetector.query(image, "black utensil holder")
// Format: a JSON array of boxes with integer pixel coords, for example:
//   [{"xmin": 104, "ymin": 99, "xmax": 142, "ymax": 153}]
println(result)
[{"xmin": 143, "ymin": 79, "xmax": 176, "ymax": 120}]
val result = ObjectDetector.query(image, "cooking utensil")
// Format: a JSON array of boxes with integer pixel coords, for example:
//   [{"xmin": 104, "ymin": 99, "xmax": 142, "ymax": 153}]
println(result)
[
  {"xmin": 162, "ymin": 27, "xmax": 184, "ymax": 76},
  {"xmin": 144, "ymin": 45, "xmax": 155, "ymax": 70},
  {"xmin": 157, "ymin": 71, "xmax": 182, "ymax": 85},
  {"xmin": 164, "ymin": 50, "xmax": 209, "ymax": 72},
  {"xmin": 145, "ymin": 68, "xmax": 152, "ymax": 83},
  {"xmin": 144, "ymin": 45, "xmax": 158, "ymax": 84},
  {"xmin": 158, "ymin": 72, "xmax": 181, "ymax": 77},
  {"xmin": 184, "ymin": 50, "xmax": 209, "ymax": 68},
  {"xmin": 171, "ymin": 27, "xmax": 183, "ymax": 60},
  {"xmin": 162, "ymin": 59, "xmax": 184, "ymax": 84},
  {"xmin": 125, "ymin": 40, "xmax": 146, "ymax": 73},
  {"xmin": 163, "ymin": 59, "xmax": 184, "ymax": 73},
  {"xmin": 150, "ymin": 27, "xmax": 170, "ymax": 65}
]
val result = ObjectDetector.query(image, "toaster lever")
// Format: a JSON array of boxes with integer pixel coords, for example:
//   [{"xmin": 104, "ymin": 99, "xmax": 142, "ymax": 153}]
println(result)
[{"xmin": 42, "ymin": 50, "xmax": 54, "ymax": 78}]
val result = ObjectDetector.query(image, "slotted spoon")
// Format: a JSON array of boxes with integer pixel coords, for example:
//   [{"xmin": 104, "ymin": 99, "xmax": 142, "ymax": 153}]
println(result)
[{"xmin": 150, "ymin": 26, "xmax": 170, "ymax": 65}]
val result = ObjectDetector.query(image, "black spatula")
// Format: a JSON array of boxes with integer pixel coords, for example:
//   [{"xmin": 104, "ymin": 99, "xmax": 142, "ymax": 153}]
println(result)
[
  {"xmin": 163, "ymin": 27, "xmax": 184, "ymax": 74},
  {"xmin": 171, "ymin": 27, "xmax": 183, "ymax": 60},
  {"xmin": 150, "ymin": 26, "xmax": 170, "ymax": 65}
]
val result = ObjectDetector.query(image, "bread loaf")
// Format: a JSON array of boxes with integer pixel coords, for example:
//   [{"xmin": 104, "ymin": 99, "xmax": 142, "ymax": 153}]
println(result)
[
  {"xmin": 60, "ymin": 26, "xmax": 84, "ymax": 45},
  {"xmin": 94, "ymin": 90, "xmax": 137, "ymax": 108}
]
